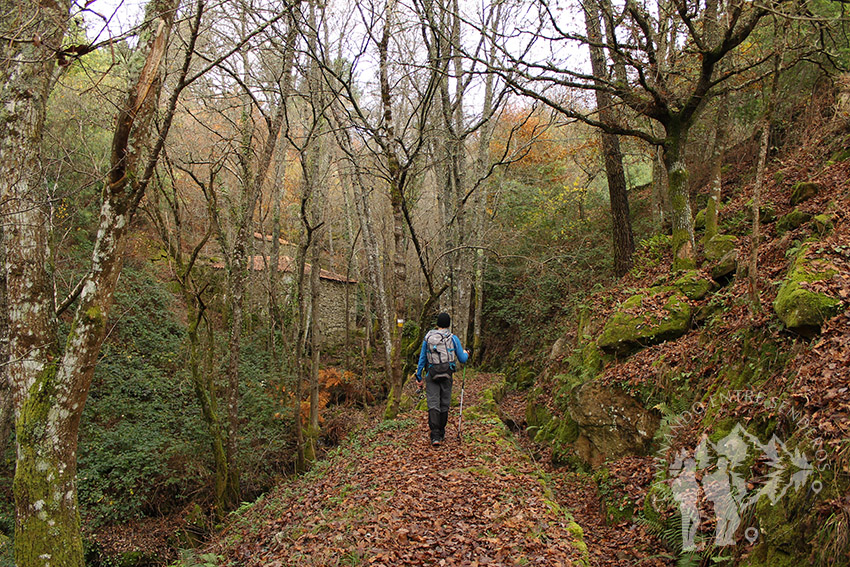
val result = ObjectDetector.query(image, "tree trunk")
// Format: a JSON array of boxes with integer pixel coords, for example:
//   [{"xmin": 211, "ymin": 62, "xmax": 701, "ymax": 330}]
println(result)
[
  {"xmin": 379, "ymin": 0, "xmax": 409, "ymax": 420},
  {"xmin": 662, "ymin": 123, "xmax": 697, "ymax": 270},
  {"xmin": 308, "ymin": 231, "xmax": 322, "ymax": 449},
  {"xmin": 1, "ymin": 0, "xmax": 179, "ymax": 562},
  {"xmin": 387, "ymin": 179, "xmax": 407, "ymax": 418},
  {"xmin": 749, "ymin": 46, "xmax": 785, "ymax": 312},
  {"xmin": 0, "ymin": 230, "xmax": 12, "ymax": 459},
  {"xmin": 187, "ymin": 302, "xmax": 229, "ymax": 518},
  {"xmin": 584, "ymin": 0, "xmax": 634, "ymax": 277},
  {"xmin": 705, "ymin": 98, "xmax": 729, "ymax": 241},
  {"xmin": 652, "ymin": 144, "xmax": 671, "ymax": 231}
]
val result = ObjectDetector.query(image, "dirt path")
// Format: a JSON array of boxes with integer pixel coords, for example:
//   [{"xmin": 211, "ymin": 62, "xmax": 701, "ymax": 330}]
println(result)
[
  {"xmin": 498, "ymin": 390, "xmax": 673, "ymax": 567},
  {"xmin": 215, "ymin": 372, "xmax": 586, "ymax": 566}
]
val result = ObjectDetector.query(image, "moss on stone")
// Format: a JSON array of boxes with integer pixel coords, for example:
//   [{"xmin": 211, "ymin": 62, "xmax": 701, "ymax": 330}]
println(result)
[
  {"xmin": 812, "ymin": 213, "xmax": 834, "ymax": 236},
  {"xmin": 740, "ymin": 488, "xmax": 816, "ymax": 567},
  {"xmin": 789, "ymin": 181, "xmax": 822, "ymax": 206},
  {"xmin": 593, "ymin": 468, "xmax": 635, "ymax": 526},
  {"xmin": 673, "ymin": 270, "xmax": 715, "ymax": 300},
  {"xmin": 597, "ymin": 288, "xmax": 692, "ymax": 356},
  {"xmin": 773, "ymin": 245, "xmax": 844, "ymax": 336},
  {"xmin": 745, "ymin": 200, "xmax": 777, "ymax": 224},
  {"xmin": 566, "ymin": 521, "xmax": 589, "ymax": 560},
  {"xmin": 399, "ymin": 392, "xmax": 415, "ymax": 412},
  {"xmin": 711, "ymin": 248, "xmax": 739, "ymax": 280},
  {"xmin": 776, "ymin": 208, "xmax": 813, "ymax": 233},
  {"xmin": 704, "ymin": 234, "xmax": 737, "ymax": 262},
  {"xmin": 555, "ymin": 416, "xmax": 579, "ymax": 445},
  {"xmin": 526, "ymin": 391, "xmax": 553, "ymax": 429}
]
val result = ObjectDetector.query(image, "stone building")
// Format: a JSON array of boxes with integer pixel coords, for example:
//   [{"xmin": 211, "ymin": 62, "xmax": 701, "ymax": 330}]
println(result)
[{"xmin": 211, "ymin": 234, "xmax": 358, "ymax": 344}]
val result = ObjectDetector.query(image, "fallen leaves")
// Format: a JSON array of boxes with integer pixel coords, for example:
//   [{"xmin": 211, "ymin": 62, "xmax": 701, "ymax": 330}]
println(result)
[{"xmin": 213, "ymin": 373, "xmax": 585, "ymax": 566}]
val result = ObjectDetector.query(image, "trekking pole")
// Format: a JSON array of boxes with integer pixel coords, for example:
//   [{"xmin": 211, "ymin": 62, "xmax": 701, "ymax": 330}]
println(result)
[{"xmin": 457, "ymin": 365, "xmax": 466, "ymax": 442}]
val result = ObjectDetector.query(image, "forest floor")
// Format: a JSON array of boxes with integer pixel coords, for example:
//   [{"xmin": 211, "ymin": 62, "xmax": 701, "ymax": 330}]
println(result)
[{"xmin": 209, "ymin": 372, "xmax": 673, "ymax": 566}]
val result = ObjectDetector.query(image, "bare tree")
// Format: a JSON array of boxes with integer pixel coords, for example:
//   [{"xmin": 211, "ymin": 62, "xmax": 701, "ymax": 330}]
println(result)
[
  {"xmin": 149, "ymin": 157, "xmax": 232, "ymax": 516},
  {"xmin": 584, "ymin": 0, "xmax": 634, "ymax": 276},
  {"xmin": 493, "ymin": 0, "xmax": 776, "ymax": 270},
  {"xmin": 0, "ymin": 0, "xmax": 194, "ymax": 561}
]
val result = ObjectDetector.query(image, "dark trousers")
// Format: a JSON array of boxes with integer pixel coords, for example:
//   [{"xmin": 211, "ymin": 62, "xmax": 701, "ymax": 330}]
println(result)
[
  {"xmin": 425, "ymin": 375, "xmax": 452, "ymax": 440},
  {"xmin": 425, "ymin": 374, "xmax": 453, "ymax": 412}
]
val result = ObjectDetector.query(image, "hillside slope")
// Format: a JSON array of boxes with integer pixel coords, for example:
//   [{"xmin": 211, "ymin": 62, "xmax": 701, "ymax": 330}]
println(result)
[{"xmin": 517, "ymin": 111, "xmax": 850, "ymax": 566}]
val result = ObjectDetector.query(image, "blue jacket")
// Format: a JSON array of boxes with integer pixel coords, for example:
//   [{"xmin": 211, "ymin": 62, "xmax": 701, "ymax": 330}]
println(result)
[{"xmin": 416, "ymin": 330, "xmax": 469, "ymax": 381}]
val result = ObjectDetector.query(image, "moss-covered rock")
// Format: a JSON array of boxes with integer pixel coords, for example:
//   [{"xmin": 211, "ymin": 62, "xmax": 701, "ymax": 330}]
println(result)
[
  {"xmin": 510, "ymin": 364, "xmax": 537, "ymax": 390},
  {"xmin": 812, "ymin": 213, "xmax": 834, "ymax": 236},
  {"xmin": 549, "ymin": 336, "xmax": 569, "ymax": 361},
  {"xmin": 399, "ymin": 392, "xmax": 416, "ymax": 412},
  {"xmin": 593, "ymin": 468, "xmax": 635, "ymax": 526},
  {"xmin": 711, "ymin": 248, "xmax": 739, "ymax": 280},
  {"xmin": 569, "ymin": 381, "xmax": 660, "ymax": 467},
  {"xmin": 673, "ymin": 269, "xmax": 715, "ymax": 300},
  {"xmin": 746, "ymin": 201, "xmax": 777, "ymax": 224},
  {"xmin": 777, "ymin": 208, "xmax": 813, "ymax": 233},
  {"xmin": 759, "ymin": 204, "xmax": 777, "ymax": 224},
  {"xmin": 773, "ymin": 245, "xmax": 844, "ymax": 336},
  {"xmin": 741, "ymin": 487, "xmax": 817, "ymax": 567},
  {"xmin": 597, "ymin": 287, "xmax": 693, "ymax": 356},
  {"xmin": 789, "ymin": 181, "xmax": 822, "ymax": 206},
  {"xmin": 526, "ymin": 388, "xmax": 553, "ymax": 429},
  {"xmin": 705, "ymin": 234, "xmax": 737, "ymax": 262}
]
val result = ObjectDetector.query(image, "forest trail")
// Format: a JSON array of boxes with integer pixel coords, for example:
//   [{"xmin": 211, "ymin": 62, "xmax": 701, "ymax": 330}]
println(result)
[{"xmin": 214, "ymin": 372, "xmax": 671, "ymax": 566}]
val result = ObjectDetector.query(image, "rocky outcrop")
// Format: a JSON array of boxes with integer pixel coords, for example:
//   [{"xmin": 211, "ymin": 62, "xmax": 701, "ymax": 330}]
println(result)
[
  {"xmin": 813, "ymin": 213, "xmax": 834, "ymax": 236},
  {"xmin": 569, "ymin": 381, "xmax": 659, "ymax": 468},
  {"xmin": 704, "ymin": 234, "xmax": 739, "ymax": 280},
  {"xmin": 711, "ymin": 248, "xmax": 739, "ymax": 280},
  {"xmin": 789, "ymin": 181, "xmax": 822, "ymax": 206},
  {"xmin": 705, "ymin": 234, "xmax": 737, "ymax": 262},
  {"xmin": 597, "ymin": 287, "xmax": 692, "ymax": 356},
  {"xmin": 673, "ymin": 270, "xmax": 715, "ymax": 300},
  {"xmin": 777, "ymin": 208, "xmax": 813, "ymax": 233},
  {"xmin": 774, "ymin": 245, "xmax": 845, "ymax": 336}
]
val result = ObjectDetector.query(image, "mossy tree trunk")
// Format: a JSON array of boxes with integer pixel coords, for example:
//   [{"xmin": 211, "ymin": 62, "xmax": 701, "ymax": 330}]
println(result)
[
  {"xmin": 662, "ymin": 122, "xmax": 696, "ymax": 271},
  {"xmin": 704, "ymin": 98, "xmax": 728, "ymax": 242},
  {"xmin": 0, "ymin": 0, "xmax": 181, "ymax": 563},
  {"xmin": 379, "ymin": 0, "xmax": 409, "ymax": 421},
  {"xmin": 187, "ymin": 303, "xmax": 230, "ymax": 519}
]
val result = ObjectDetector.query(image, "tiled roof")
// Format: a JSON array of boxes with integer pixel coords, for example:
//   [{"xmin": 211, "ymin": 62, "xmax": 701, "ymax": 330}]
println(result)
[{"xmin": 210, "ymin": 255, "xmax": 357, "ymax": 284}]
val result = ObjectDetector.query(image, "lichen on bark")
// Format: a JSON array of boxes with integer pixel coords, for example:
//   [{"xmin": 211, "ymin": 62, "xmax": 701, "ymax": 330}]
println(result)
[{"xmin": 14, "ymin": 364, "xmax": 84, "ymax": 566}]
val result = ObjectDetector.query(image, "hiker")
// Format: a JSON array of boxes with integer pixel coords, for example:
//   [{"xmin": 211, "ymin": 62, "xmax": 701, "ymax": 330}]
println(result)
[{"xmin": 415, "ymin": 312, "xmax": 469, "ymax": 446}]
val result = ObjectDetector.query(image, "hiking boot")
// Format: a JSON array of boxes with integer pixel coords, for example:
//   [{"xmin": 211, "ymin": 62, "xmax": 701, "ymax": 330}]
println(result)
[{"xmin": 431, "ymin": 436, "xmax": 442, "ymax": 446}]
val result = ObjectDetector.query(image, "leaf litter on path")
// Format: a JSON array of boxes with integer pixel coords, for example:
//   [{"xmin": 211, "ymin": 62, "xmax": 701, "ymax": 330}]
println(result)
[{"xmin": 215, "ymin": 373, "xmax": 584, "ymax": 566}]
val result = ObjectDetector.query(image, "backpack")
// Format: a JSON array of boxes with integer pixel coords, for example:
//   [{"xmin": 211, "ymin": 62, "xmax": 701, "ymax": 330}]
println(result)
[{"xmin": 424, "ymin": 330, "xmax": 456, "ymax": 381}]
